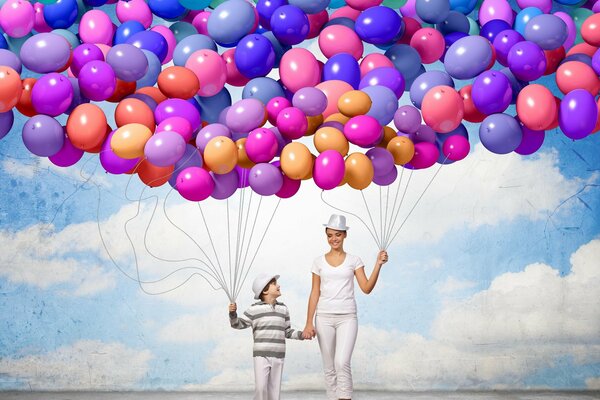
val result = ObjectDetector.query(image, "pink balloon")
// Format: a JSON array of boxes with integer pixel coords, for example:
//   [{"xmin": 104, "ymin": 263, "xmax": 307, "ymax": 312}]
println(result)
[
  {"xmin": 409, "ymin": 142, "xmax": 439, "ymax": 169},
  {"xmin": 400, "ymin": 0, "xmax": 419, "ymax": 21},
  {"xmin": 156, "ymin": 117, "xmax": 193, "ymax": 142},
  {"xmin": 315, "ymin": 80, "xmax": 354, "ymax": 118},
  {"xmin": 279, "ymin": 48, "xmax": 321, "ymax": 93},
  {"xmin": 276, "ymin": 174, "xmax": 301, "ymax": 198},
  {"xmin": 410, "ymin": 28, "xmax": 445, "ymax": 64},
  {"xmin": 331, "ymin": 6, "xmax": 361, "ymax": 20},
  {"xmin": 33, "ymin": 3, "xmax": 52, "ymax": 33},
  {"xmin": 0, "ymin": 0, "xmax": 34, "ymax": 38},
  {"xmin": 313, "ymin": 150, "xmax": 345, "ymax": 190},
  {"xmin": 185, "ymin": 49, "xmax": 227, "ymax": 97},
  {"xmin": 177, "ymin": 167, "xmax": 215, "ymax": 201},
  {"xmin": 554, "ymin": 12, "xmax": 576, "ymax": 50},
  {"xmin": 116, "ymin": 0, "xmax": 153, "ymax": 29},
  {"xmin": 95, "ymin": 43, "xmax": 111, "ymax": 58},
  {"xmin": 222, "ymin": 48, "xmax": 250, "ymax": 87},
  {"xmin": 192, "ymin": 11, "xmax": 210, "ymax": 35},
  {"xmin": 79, "ymin": 10, "xmax": 113, "ymax": 45},
  {"xmin": 183, "ymin": 10, "xmax": 203, "ymax": 24},
  {"xmin": 345, "ymin": 0, "xmax": 383, "ymax": 10},
  {"xmin": 151, "ymin": 25, "xmax": 177, "ymax": 64},
  {"xmin": 344, "ymin": 115, "xmax": 383, "ymax": 148},
  {"xmin": 266, "ymin": 97, "xmax": 292, "ymax": 125},
  {"xmin": 360, "ymin": 54, "xmax": 394, "ymax": 78},
  {"xmin": 276, "ymin": 107, "xmax": 308, "ymax": 140},
  {"xmin": 246, "ymin": 128, "xmax": 278, "ymax": 163},
  {"xmin": 318, "ymin": 25, "xmax": 363, "ymax": 60},
  {"xmin": 517, "ymin": 0, "xmax": 551, "ymax": 13},
  {"xmin": 442, "ymin": 135, "xmax": 470, "ymax": 161},
  {"xmin": 421, "ymin": 85, "xmax": 464, "ymax": 133},
  {"xmin": 478, "ymin": 0, "xmax": 514, "ymax": 26}
]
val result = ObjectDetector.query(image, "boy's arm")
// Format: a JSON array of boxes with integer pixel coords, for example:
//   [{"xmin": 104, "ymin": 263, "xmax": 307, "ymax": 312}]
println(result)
[
  {"xmin": 229, "ymin": 306, "xmax": 252, "ymax": 330},
  {"xmin": 284, "ymin": 307, "xmax": 304, "ymax": 340}
]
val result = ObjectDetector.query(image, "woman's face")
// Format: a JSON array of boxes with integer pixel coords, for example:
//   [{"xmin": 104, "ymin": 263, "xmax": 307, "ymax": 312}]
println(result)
[{"xmin": 326, "ymin": 228, "xmax": 346, "ymax": 250}]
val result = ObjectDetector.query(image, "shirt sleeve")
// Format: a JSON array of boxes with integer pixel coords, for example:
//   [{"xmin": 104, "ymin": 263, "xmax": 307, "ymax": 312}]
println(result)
[
  {"xmin": 229, "ymin": 306, "xmax": 252, "ymax": 330},
  {"xmin": 283, "ymin": 307, "xmax": 304, "ymax": 341},
  {"xmin": 311, "ymin": 257, "xmax": 321, "ymax": 276},
  {"xmin": 353, "ymin": 255, "xmax": 364, "ymax": 270}
]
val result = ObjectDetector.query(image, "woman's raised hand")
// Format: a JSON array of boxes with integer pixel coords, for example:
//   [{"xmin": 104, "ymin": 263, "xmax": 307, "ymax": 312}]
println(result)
[{"xmin": 377, "ymin": 250, "xmax": 388, "ymax": 265}]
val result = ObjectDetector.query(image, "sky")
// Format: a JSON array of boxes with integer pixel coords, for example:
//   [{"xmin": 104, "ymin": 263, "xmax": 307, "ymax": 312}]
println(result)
[{"xmin": 1, "ymin": 3, "xmax": 600, "ymax": 393}]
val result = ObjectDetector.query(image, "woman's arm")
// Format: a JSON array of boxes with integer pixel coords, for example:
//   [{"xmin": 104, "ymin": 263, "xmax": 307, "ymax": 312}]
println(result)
[
  {"xmin": 302, "ymin": 273, "xmax": 321, "ymax": 338},
  {"xmin": 355, "ymin": 250, "xmax": 388, "ymax": 294}
]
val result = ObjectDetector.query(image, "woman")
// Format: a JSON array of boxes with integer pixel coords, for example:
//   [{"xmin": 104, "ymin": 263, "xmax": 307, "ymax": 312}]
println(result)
[{"xmin": 302, "ymin": 214, "xmax": 388, "ymax": 400}]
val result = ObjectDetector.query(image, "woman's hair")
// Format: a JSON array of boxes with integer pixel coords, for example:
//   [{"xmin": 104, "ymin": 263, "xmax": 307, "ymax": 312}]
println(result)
[
  {"xmin": 259, "ymin": 278, "xmax": 277, "ymax": 301},
  {"xmin": 325, "ymin": 228, "xmax": 347, "ymax": 234}
]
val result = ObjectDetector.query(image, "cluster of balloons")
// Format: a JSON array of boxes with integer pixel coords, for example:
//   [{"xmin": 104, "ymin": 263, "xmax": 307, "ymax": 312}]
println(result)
[{"xmin": 0, "ymin": 0, "xmax": 599, "ymax": 202}]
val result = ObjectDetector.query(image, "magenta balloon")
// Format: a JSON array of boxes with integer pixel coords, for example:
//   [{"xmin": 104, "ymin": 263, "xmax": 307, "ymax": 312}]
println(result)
[
  {"xmin": 31, "ymin": 73, "xmax": 74, "ymax": 117},
  {"xmin": 366, "ymin": 147, "xmax": 395, "ymax": 177},
  {"xmin": 559, "ymin": 89, "xmax": 597, "ymax": 140},
  {"xmin": 246, "ymin": 127, "xmax": 278, "ymax": 163},
  {"xmin": 196, "ymin": 123, "xmax": 231, "ymax": 152},
  {"xmin": 226, "ymin": 98, "xmax": 266, "ymax": 132},
  {"xmin": 514, "ymin": 125, "xmax": 544, "ymax": 155},
  {"xmin": 156, "ymin": 116, "xmax": 193, "ymax": 142},
  {"xmin": 266, "ymin": 96, "xmax": 292, "ymax": 124},
  {"xmin": 78, "ymin": 60, "xmax": 117, "ymax": 102},
  {"xmin": 144, "ymin": 131, "xmax": 187, "ymax": 167},
  {"xmin": 177, "ymin": 166, "xmax": 215, "ymax": 201},
  {"xmin": 276, "ymin": 174, "xmax": 301, "ymax": 198},
  {"xmin": 409, "ymin": 141, "xmax": 439, "ymax": 169},
  {"xmin": 100, "ymin": 131, "xmax": 140, "ymax": 174},
  {"xmin": 313, "ymin": 149, "xmax": 345, "ymax": 190},
  {"xmin": 442, "ymin": 135, "xmax": 470, "ymax": 161},
  {"xmin": 344, "ymin": 115, "xmax": 383, "ymax": 147},
  {"xmin": 49, "ymin": 134, "xmax": 84, "ymax": 167},
  {"xmin": 249, "ymin": 162, "xmax": 284, "ymax": 195},
  {"xmin": 155, "ymin": 98, "xmax": 202, "ymax": 133},
  {"xmin": 394, "ymin": 105, "xmax": 422, "ymax": 134},
  {"xmin": 276, "ymin": 106, "xmax": 308, "ymax": 140},
  {"xmin": 210, "ymin": 169, "xmax": 239, "ymax": 199}
]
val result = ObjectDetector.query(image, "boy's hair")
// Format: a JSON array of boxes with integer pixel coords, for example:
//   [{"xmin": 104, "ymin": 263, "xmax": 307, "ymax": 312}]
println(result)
[{"xmin": 259, "ymin": 278, "xmax": 277, "ymax": 301}]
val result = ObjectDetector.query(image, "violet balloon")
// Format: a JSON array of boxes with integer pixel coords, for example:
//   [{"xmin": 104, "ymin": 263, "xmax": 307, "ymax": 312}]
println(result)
[
  {"xmin": 155, "ymin": 98, "xmax": 202, "ymax": 133},
  {"xmin": 373, "ymin": 165, "xmax": 398, "ymax": 186},
  {"xmin": 514, "ymin": 125, "xmax": 544, "ymax": 155},
  {"xmin": 78, "ymin": 60, "xmax": 117, "ymax": 102},
  {"xmin": 361, "ymin": 85, "xmax": 398, "ymax": 126},
  {"xmin": 249, "ymin": 162, "xmax": 284, "ymax": 196},
  {"xmin": 196, "ymin": 123, "xmax": 232, "ymax": 152},
  {"xmin": 106, "ymin": 44, "xmax": 149, "ymax": 82},
  {"xmin": 394, "ymin": 105, "xmax": 422, "ymax": 134},
  {"xmin": 443, "ymin": 35, "xmax": 492, "ymax": 79},
  {"xmin": 22, "ymin": 115, "xmax": 65, "ymax": 157},
  {"xmin": 226, "ymin": 98, "xmax": 266, "ymax": 133},
  {"xmin": 19, "ymin": 32, "xmax": 71, "ymax": 74},
  {"xmin": 100, "ymin": 131, "xmax": 141, "ymax": 174},
  {"xmin": 507, "ymin": 41, "xmax": 546, "ymax": 82},
  {"xmin": 559, "ymin": 89, "xmax": 597, "ymax": 140},
  {"xmin": 313, "ymin": 150, "xmax": 345, "ymax": 190},
  {"xmin": 524, "ymin": 14, "xmax": 568, "ymax": 50},
  {"xmin": 479, "ymin": 113, "xmax": 523, "ymax": 154},
  {"xmin": 210, "ymin": 169, "xmax": 239, "ymax": 199},
  {"xmin": 366, "ymin": 147, "xmax": 395, "ymax": 177},
  {"xmin": 292, "ymin": 87, "xmax": 328, "ymax": 117},
  {"xmin": 31, "ymin": 73, "xmax": 74, "ymax": 117},
  {"xmin": 471, "ymin": 70, "xmax": 512, "ymax": 115},
  {"xmin": 359, "ymin": 67, "xmax": 405, "ymax": 98},
  {"xmin": 144, "ymin": 131, "xmax": 187, "ymax": 167},
  {"xmin": 492, "ymin": 29, "xmax": 524, "ymax": 67}
]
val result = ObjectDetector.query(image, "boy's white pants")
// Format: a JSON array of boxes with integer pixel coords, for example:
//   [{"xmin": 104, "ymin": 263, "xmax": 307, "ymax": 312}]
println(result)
[
  {"xmin": 253, "ymin": 356, "xmax": 285, "ymax": 400},
  {"xmin": 315, "ymin": 313, "xmax": 359, "ymax": 400}
]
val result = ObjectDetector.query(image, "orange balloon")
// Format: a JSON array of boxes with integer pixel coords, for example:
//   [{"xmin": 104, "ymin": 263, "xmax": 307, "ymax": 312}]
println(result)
[
  {"xmin": 107, "ymin": 79, "xmax": 137, "ymax": 103},
  {"xmin": 280, "ymin": 142, "xmax": 313, "ymax": 180},
  {"xmin": 344, "ymin": 152, "xmax": 374, "ymax": 190},
  {"xmin": 203, "ymin": 136, "xmax": 238, "ymax": 174},
  {"xmin": 324, "ymin": 112, "xmax": 350, "ymax": 124},
  {"xmin": 305, "ymin": 114, "xmax": 324, "ymax": 136},
  {"xmin": 137, "ymin": 159, "xmax": 174, "ymax": 187},
  {"xmin": 158, "ymin": 66, "xmax": 200, "ymax": 99},
  {"xmin": 421, "ymin": 85, "xmax": 463, "ymax": 133},
  {"xmin": 16, "ymin": 78, "xmax": 37, "ymax": 117},
  {"xmin": 378, "ymin": 126, "xmax": 397, "ymax": 149},
  {"xmin": 459, "ymin": 84, "xmax": 486, "ymax": 123},
  {"xmin": 115, "ymin": 98, "xmax": 156, "ymax": 131},
  {"xmin": 67, "ymin": 103, "xmax": 108, "ymax": 150},
  {"xmin": 555, "ymin": 61, "xmax": 599, "ymax": 95},
  {"xmin": 581, "ymin": 14, "xmax": 600, "ymax": 47},
  {"xmin": 87, "ymin": 125, "xmax": 112, "ymax": 154},
  {"xmin": 302, "ymin": 154, "xmax": 316, "ymax": 181},
  {"xmin": 315, "ymin": 80, "xmax": 354, "ymax": 118},
  {"xmin": 236, "ymin": 138, "xmax": 256, "ymax": 169},
  {"xmin": 111, "ymin": 123, "xmax": 153, "ymax": 159},
  {"xmin": 337, "ymin": 90, "xmax": 372, "ymax": 117},
  {"xmin": 516, "ymin": 84, "xmax": 557, "ymax": 131},
  {"xmin": 314, "ymin": 126, "xmax": 349, "ymax": 156},
  {"xmin": 0, "ymin": 67, "xmax": 23, "ymax": 113},
  {"xmin": 135, "ymin": 86, "xmax": 168, "ymax": 104},
  {"xmin": 387, "ymin": 136, "xmax": 415, "ymax": 165}
]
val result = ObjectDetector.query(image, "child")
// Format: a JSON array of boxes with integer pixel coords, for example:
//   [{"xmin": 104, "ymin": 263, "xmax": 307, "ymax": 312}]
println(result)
[{"xmin": 229, "ymin": 273, "xmax": 306, "ymax": 400}]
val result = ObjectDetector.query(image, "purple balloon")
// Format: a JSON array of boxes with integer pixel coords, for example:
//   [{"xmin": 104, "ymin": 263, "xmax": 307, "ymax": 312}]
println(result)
[
  {"xmin": 100, "ymin": 131, "xmax": 140, "ymax": 174},
  {"xmin": 479, "ymin": 113, "xmax": 523, "ymax": 154},
  {"xmin": 19, "ymin": 32, "xmax": 71, "ymax": 73},
  {"xmin": 269, "ymin": 5, "xmax": 309, "ymax": 46},
  {"xmin": 249, "ymin": 162, "xmax": 283, "ymax": 196},
  {"xmin": 106, "ymin": 43, "xmax": 149, "ymax": 82},
  {"xmin": 471, "ymin": 70, "xmax": 512, "ymax": 115},
  {"xmin": 78, "ymin": 60, "xmax": 117, "ymax": 102},
  {"xmin": 409, "ymin": 124, "xmax": 436, "ymax": 143},
  {"xmin": 169, "ymin": 144, "xmax": 203, "ymax": 187},
  {"xmin": 592, "ymin": 48, "xmax": 600, "ymax": 76},
  {"xmin": 292, "ymin": 87, "xmax": 328, "ymax": 117},
  {"xmin": 126, "ymin": 30, "xmax": 168, "ymax": 63},
  {"xmin": 444, "ymin": 35, "xmax": 493, "ymax": 79},
  {"xmin": 362, "ymin": 85, "xmax": 398, "ymax": 126},
  {"xmin": 493, "ymin": 29, "xmax": 524, "ymax": 67},
  {"xmin": 65, "ymin": 78, "xmax": 90, "ymax": 115},
  {"xmin": 31, "ymin": 73, "xmax": 74, "ymax": 117},
  {"xmin": 257, "ymin": 0, "xmax": 287, "ymax": 29},
  {"xmin": 269, "ymin": 127, "xmax": 291, "ymax": 156},
  {"xmin": 514, "ymin": 125, "xmax": 544, "ymax": 155},
  {"xmin": 408, "ymin": 70, "xmax": 454, "ymax": 109},
  {"xmin": 355, "ymin": 6, "xmax": 403, "ymax": 45},
  {"xmin": 196, "ymin": 123, "xmax": 232, "ymax": 152},
  {"xmin": 359, "ymin": 67, "xmax": 406, "ymax": 99},
  {"xmin": 480, "ymin": 19, "xmax": 511, "ymax": 44},
  {"xmin": 71, "ymin": 44, "xmax": 104, "ymax": 77},
  {"xmin": 49, "ymin": 135, "xmax": 84, "ymax": 167},
  {"xmin": 144, "ymin": 131, "xmax": 187, "ymax": 167},
  {"xmin": 323, "ymin": 53, "xmax": 361, "ymax": 89},
  {"xmin": 236, "ymin": 165, "xmax": 251, "ymax": 188},
  {"xmin": 22, "ymin": 115, "xmax": 64, "ymax": 157},
  {"xmin": 0, "ymin": 49, "xmax": 22, "ymax": 74},
  {"xmin": 559, "ymin": 89, "xmax": 597, "ymax": 140},
  {"xmin": 524, "ymin": 14, "xmax": 568, "ymax": 50},
  {"xmin": 507, "ymin": 40, "xmax": 546, "ymax": 82},
  {"xmin": 155, "ymin": 98, "xmax": 202, "ymax": 133},
  {"xmin": 0, "ymin": 110, "xmax": 15, "ymax": 140},
  {"xmin": 211, "ymin": 169, "xmax": 239, "ymax": 199},
  {"xmin": 394, "ymin": 105, "xmax": 422, "ymax": 134},
  {"xmin": 373, "ymin": 165, "xmax": 398, "ymax": 186},
  {"xmin": 366, "ymin": 147, "xmax": 395, "ymax": 177},
  {"xmin": 226, "ymin": 98, "xmax": 266, "ymax": 133}
]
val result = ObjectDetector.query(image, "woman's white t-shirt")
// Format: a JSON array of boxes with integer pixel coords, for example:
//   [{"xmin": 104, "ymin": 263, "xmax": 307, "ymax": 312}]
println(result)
[{"xmin": 311, "ymin": 253, "xmax": 364, "ymax": 314}]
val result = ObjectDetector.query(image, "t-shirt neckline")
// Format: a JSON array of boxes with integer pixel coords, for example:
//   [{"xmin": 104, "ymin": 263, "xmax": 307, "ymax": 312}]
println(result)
[{"xmin": 324, "ymin": 253, "xmax": 347, "ymax": 268}]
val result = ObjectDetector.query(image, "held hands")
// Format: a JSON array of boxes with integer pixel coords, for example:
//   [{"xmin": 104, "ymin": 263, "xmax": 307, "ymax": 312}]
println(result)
[
  {"xmin": 302, "ymin": 324, "xmax": 316, "ymax": 340},
  {"xmin": 377, "ymin": 250, "xmax": 389, "ymax": 266},
  {"xmin": 228, "ymin": 303, "xmax": 237, "ymax": 313}
]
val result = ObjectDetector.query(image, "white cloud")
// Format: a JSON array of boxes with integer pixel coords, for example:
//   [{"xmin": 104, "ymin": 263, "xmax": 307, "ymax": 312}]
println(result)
[
  {"xmin": 0, "ymin": 340, "xmax": 153, "ymax": 390},
  {"xmin": 437, "ymin": 276, "xmax": 477, "ymax": 295}
]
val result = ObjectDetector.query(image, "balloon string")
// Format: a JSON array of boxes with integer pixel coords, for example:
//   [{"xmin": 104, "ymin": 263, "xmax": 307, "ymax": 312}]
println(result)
[
  {"xmin": 361, "ymin": 190, "xmax": 382, "ymax": 249},
  {"xmin": 382, "ymin": 168, "xmax": 413, "ymax": 250},
  {"xmin": 379, "ymin": 186, "xmax": 384, "ymax": 250},
  {"xmin": 234, "ymin": 193, "xmax": 261, "ymax": 299},
  {"xmin": 235, "ymin": 188, "xmax": 254, "ymax": 298},
  {"xmin": 226, "ymin": 197, "xmax": 233, "ymax": 297},
  {"xmin": 381, "ymin": 166, "xmax": 405, "ymax": 248}
]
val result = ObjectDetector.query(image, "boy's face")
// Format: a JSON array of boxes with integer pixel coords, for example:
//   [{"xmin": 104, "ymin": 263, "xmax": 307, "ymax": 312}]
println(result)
[{"xmin": 264, "ymin": 280, "xmax": 281, "ymax": 299}]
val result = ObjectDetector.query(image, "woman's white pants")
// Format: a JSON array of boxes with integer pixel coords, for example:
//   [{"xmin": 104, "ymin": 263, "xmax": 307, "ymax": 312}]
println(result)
[
  {"xmin": 315, "ymin": 313, "xmax": 358, "ymax": 400},
  {"xmin": 253, "ymin": 356, "xmax": 284, "ymax": 400}
]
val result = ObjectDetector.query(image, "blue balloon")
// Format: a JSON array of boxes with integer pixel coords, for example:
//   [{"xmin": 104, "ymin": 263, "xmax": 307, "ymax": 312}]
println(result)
[
  {"xmin": 449, "ymin": 0, "xmax": 477, "ymax": 14},
  {"xmin": 262, "ymin": 31, "xmax": 291, "ymax": 69},
  {"xmin": 270, "ymin": 5, "xmax": 309, "ymax": 46},
  {"xmin": 113, "ymin": 21, "xmax": 146, "ymax": 45},
  {"xmin": 479, "ymin": 113, "xmax": 523, "ymax": 154},
  {"xmin": 323, "ymin": 17, "xmax": 356, "ymax": 30},
  {"xmin": 523, "ymin": 14, "xmax": 568, "ymax": 50},
  {"xmin": 329, "ymin": 0, "xmax": 345, "ymax": 7},
  {"xmin": 207, "ymin": 0, "xmax": 256, "ymax": 46},
  {"xmin": 385, "ymin": 44, "xmax": 423, "ymax": 83},
  {"xmin": 257, "ymin": 0, "xmax": 287, "ymax": 29},
  {"xmin": 409, "ymin": 70, "xmax": 454, "ymax": 109},
  {"xmin": 235, "ymin": 34, "xmax": 276, "ymax": 79},
  {"xmin": 323, "ymin": 53, "xmax": 361, "ymax": 89},
  {"xmin": 43, "ymin": 0, "xmax": 78, "ymax": 29},
  {"xmin": 435, "ymin": 10, "xmax": 470, "ymax": 36},
  {"xmin": 0, "ymin": 34, "xmax": 8, "ymax": 50},
  {"xmin": 196, "ymin": 89, "xmax": 232, "ymax": 124},
  {"xmin": 416, "ymin": 0, "xmax": 450, "ymax": 24},
  {"xmin": 127, "ymin": 31, "xmax": 169, "ymax": 63},
  {"xmin": 173, "ymin": 34, "xmax": 217, "ymax": 66},
  {"xmin": 83, "ymin": 0, "xmax": 108, "ymax": 7},
  {"xmin": 404, "ymin": 65, "xmax": 426, "ymax": 92},
  {"xmin": 361, "ymin": 85, "xmax": 398, "ymax": 126},
  {"xmin": 561, "ymin": 53, "xmax": 593, "ymax": 67},
  {"xmin": 170, "ymin": 22, "xmax": 199, "ymax": 43},
  {"xmin": 289, "ymin": 0, "xmax": 329, "ymax": 13},
  {"xmin": 242, "ymin": 77, "xmax": 285, "ymax": 104},
  {"xmin": 136, "ymin": 50, "xmax": 162, "ymax": 89},
  {"xmin": 148, "ymin": 0, "xmax": 187, "ymax": 19},
  {"xmin": 514, "ymin": 7, "xmax": 543, "ymax": 36},
  {"xmin": 355, "ymin": 6, "xmax": 403, "ymax": 45},
  {"xmin": 480, "ymin": 19, "xmax": 511, "ymax": 44}
]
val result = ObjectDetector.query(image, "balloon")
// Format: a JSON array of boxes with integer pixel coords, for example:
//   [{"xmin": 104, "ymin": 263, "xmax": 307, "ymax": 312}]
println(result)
[
  {"xmin": 71, "ymin": 44, "xmax": 104, "ymax": 78},
  {"xmin": 0, "ymin": 110, "xmax": 14, "ymax": 140},
  {"xmin": 313, "ymin": 150, "xmax": 345, "ymax": 190},
  {"xmin": 245, "ymin": 128, "xmax": 278, "ymax": 163},
  {"xmin": 256, "ymin": 0, "xmax": 287, "ymax": 29},
  {"xmin": 196, "ymin": 123, "xmax": 231, "ymax": 152},
  {"xmin": 555, "ymin": 61, "xmax": 599, "ymax": 95},
  {"xmin": 372, "ymin": 165, "xmax": 397, "ymax": 186},
  {"xmin": 100, "ymin": 130, "xmax": 141, "ymax": 174},
  {"xmin": 177, "ymin": 167, "xmax": 214, "ymax": 200},
  {"xmin": 359, "ymin": 67, "xmax": 405, "ymax": 98},
  {"xmin": 225, "ymin": 98, "xmax": 266, "ymax": 133},
  {"xmin": 421, "ymin": 85, "xmax": 463, "ymax": 133},
  {"xmin": 0, "ymin": 0, "xmax": 34, "ymax": 38},
  {"xmin": 524, "ymin": 14, "xmax": 568, "ymax": 50},
  {"xmin": 270, "ymin": 5, "xmax": 309, "ymax": 46},
  {"xmin": 114, "ymin": 98, "xmax": 155, "ymax": 132},
  {"xmin": 385, "ymin": 44, "xmax": 423, "ymax": 83},
  {"xmin": 478, "ymin": 0, "xmax": 514, "ymax": 26},
  {"xmin": 31, "ymin": 73, "xmax": 73, "ymax": 117},
  {"xmin": 277, "ymin": 107, "xmax": 308, "ymax": 140},
  {"xmin": 148, "ymin": 0, "xmax": 186, "ymax": 20},
  {"xmin": 279, "ymin": 48, "xmax": 320, "ymax": 93},
  {"xmin": 136, "ymin": 50, "xmax": 162, "ymax": 89},
  {"xmin": 355, "ymin": 6, "xmax": 403, "ymax": 45},
  {"xmin": 387, "ymin": 136, "xmax": 415, "ymax": 164},
  {"xmin": 315, "ymin": 80, "xmax": 354, "ymax": 118},
  {"xmin": 344, "ymin": 152, "xmax": 374, "ymax": 190},
  {"xmin": 137, "ymin": 159, "xmax": 174, "ymax": 187},
  {"xmin": 323, "ymin": 53, "xmax": 361, "ymax": 89},
  {"xmin": 318, "ymin": 25, "xmax": 363, "ymax": 60},
  {"xmin": 116, "ymin": 0, "xmax": 152, "ymax": 28},
  {"xmin": 78, "ymin": 61, "xmax": 117, "ymax": 102},
  {"xmin": 480, "ymin": 19, "xmax": 511, "ymax": 45},
  {"xmin": 507, "ymin": 40, "xmax": 547, "ymax": 81},
  {"xmin": 359, "ymin": 54, "xmax": 394, "ymax": 78},
  {"xmin": 0, "ymin": 49, "xmax": 22, "ymax": 75},
  {"xmin": 43, "ymin": 0, "xmax": 78, "ymax": 29},
  {"xmin": 266, "ymin": 97, "xmax": 292, "ymax": 125},
  {"xmin": 517, "ymin": 0, "xmax": 550, "ymax": 12},
  {"xmin": 514, "ymin": 124, "xmax": 544, "ymax": 155},
  {"xmin": 114, "ymin": 20, "xmax": 146, "ymax": 45},
  {"xmin": 344, "ymin": 115, "xmax": 383, "ymax": 147},
  {"xmin": 242, "ymin": 77, "xmax": 285, "ymax": 104},
  {"xmin": 409, "ymin": 141, "xmax": 438, "ymax": 169},
  {"xmin": 156, "ymin": 66, "xmax": 199, "ymax": 100},
  {"xmin": 249, "ymin": 162, "xmax": 283, "ymax": 195},
  {"xmin": 444, "ymin": 35, "xmax": 493, "ymax": 79},
  {"xmin": 235, "ymin": 138, "xmax": 255, "ymax": 169},
  {"xmin": 276, "ymin": 173, "xmax": 301, "ymax": 198},
  {"xmin": 441, "ymin": 134, "xmax": 469, "ymax": 161},
  {"xmin": 479, "ymin": 113, "xmax": 523, "ymax": 154},
  {"xmin": 416, "ymin": 0, "xmax": 450, "ymax": 24},
  {"xmin": 409, "ymin": 70, "xmax": 454, "ymax": 109},
  {"xmin": 203, "ymin": 136, "xmax": 238, "ymax": 174},
  {"xmin": 559, "ymin": 89, "xmax": 597, "ymax": 140},
  {"xmin": 110, "ymin": 123, "xmax": 153, "ymax": 159},
  {"xmin": 515, "ymin": 84, "xmax": 556, "ymax": 131},
  {"xmin": 0, "ymin": 67, "xmax": 23, "ymax": 113},
  {"xmin": 185, "ymin": 49, "xmax": 228, "ymax": 97},
  {"xmin": 471, "ymin": 70, "xmax": 512, "ymax": 115},
  {"xmin": 366, "ymin": 147, "xmax": 394, "ymax": 177},
  {"xmin": 144, "ymin": 131, "xmax": 187, "ymax": 167},
  {"xmin": 493, "ymin": 29, "xmax": 524, "ymax": 67},
  {"xmin": 292, "ymin": 87, "xmax": 327, "ymax": 117},
  {"xmin": 394, "ymin": 105, "xmax": 421, "ymax": 134},
  {"xmin": 436, "ymin": 11, "xmax": 469, "ymax": 36},
  {"xmin": 410, "ymin": 27, "xmax": 445, "ymax": 64},
  {"xmin": 106, "ymin": 44, "xmax": 149, "ymax": 82},
  {"xmin": 306, "ymin": 9, "xmax": 329, "ymax": 40},
  {"xmin": 314, "ymin": 126, "xmax": 349, "ymax": 156},
  {"xmin": 235, "ymin": 34, "xmax": 275, "ymax": 79},
  {"xmin": 22, "ymin": 115, "xmax": 64, "ymax": 157},
  {"xmin": 196, "ymin": 88, "xmax": 232, "ymax": 125},
  {"xmin": 126, "ymin": 31, "xmax": 169, "ymax": 63},
  {"xmin": 173, "ymin": 34, "xmax": 217, "ymax": 67},
  {"xmin": 79, "ymin": 10, "xmax": 112, "ymax": 45},
  {"xmin": 409, "ymin": 124, "xmax": 436, "ymax": 143},
  {"xmin": 222, "ymin": 48, "xmax": 250, "ymax": 87},
  {"xmin": 155, "ymin": 98, "xmax": 202, "ymax": 133},
  {"xmin": 554, "ymin": 11, "xmax": 576, "ymax": 50},
  {"xmin": 173, "ymin": 21, "xmax": 199, "ymax": 42},
  {"xmin": 210, "ymin": 169, "xmax": 238, "ymax": 199},
  {"xmin": 66, "ymin": 104, "xmax": 107, "ymax": 150},
  {"xmin": 361, "ymin": 85, "xmax": 398, "ymax": 126},
  {"xmin": 280, "ymin": 142, "xmax": 312, "ymax": 179},
  {"xmin": 49, "ymin": 133, "xmax": 84, "ymax": 167},
  {"xmin": 338, "ymin": 90, "xmax": 372, "ymax": 117},
  {"xmin": 207, "ymin": 0, "xmax": 255, "ymax": 46},
  {"xmin": 458, "ymin": 84, "xmax": 486, "ymax": 123},
  {"xmin": 19, "ymin": 32, "xmax": 71, "ymax": 74}
]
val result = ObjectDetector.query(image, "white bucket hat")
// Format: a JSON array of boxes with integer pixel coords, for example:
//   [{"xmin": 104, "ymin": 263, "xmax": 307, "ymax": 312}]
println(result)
[
  {"xmin": 252, "ymin": 273, "xmax": 280, "ymax": 300},
  {"xmin": 323, "ymin": 214, "xmax": 350, "ymax": 231}
]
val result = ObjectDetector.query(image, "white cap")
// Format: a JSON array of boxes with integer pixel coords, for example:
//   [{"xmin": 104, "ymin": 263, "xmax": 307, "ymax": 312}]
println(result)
[
  {"xmin": 323, "ymin": 214, "xmax": 350, "ymax": 231},
  {"xmin": 252, "ymin": 273, "xmax": 280, "ymax": 300}
]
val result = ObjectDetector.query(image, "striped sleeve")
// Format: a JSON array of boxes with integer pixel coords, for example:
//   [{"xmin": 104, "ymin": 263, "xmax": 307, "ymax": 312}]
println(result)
[
  {"xmin": 283, "ymin": 307, "xmax": 304, "ymax": 340},
  {"xmin": 229, "ymin": 308, "xmax": 252, "ymax": 330}
]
